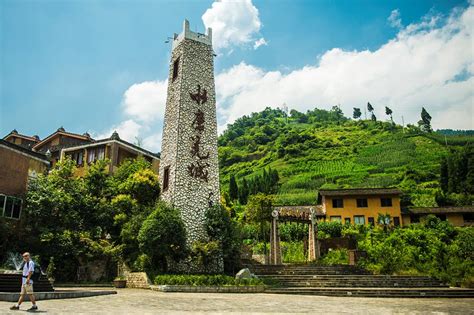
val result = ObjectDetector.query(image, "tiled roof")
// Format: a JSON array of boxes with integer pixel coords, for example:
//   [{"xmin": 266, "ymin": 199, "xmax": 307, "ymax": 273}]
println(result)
[
  {"xmin": 61, "ymin": 136, "xmax": 160, "ymax": 159},
  {"xmin": 318, "ymin": 188, "xmax": 402, "ymax": 197},
  {"xmin": 274, "ymin": 205, "xmax": 325, "ymax": 221},
  {"xmin": 0, "ymin": 139, "xmax": 49, "ymax": 164},
  {"xmin": 33, "ymin": 128, "xmax": 93, "ymax": 150},
  {"xmin": 408, "ymin": 206, "xmax": 474, "ymax": 214},
  {"xmin": 3, "ymin": 130, "xmax": 40, "ymax": 142}
]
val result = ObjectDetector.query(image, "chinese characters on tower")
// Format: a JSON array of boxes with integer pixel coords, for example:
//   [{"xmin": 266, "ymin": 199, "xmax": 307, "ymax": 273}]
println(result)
[{"xmin": 188, "ymin": 85, "xmax": 210, "ymax": 182}]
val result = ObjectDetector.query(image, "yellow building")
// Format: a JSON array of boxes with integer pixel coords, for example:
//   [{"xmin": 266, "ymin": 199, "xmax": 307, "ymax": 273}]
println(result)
[
  {"xmin": 317, "ymin": 188, "xmax": 403, "ymax": 226},
  {"xmin": 403, "ymin": 206, "xmax": 474, "ymax": 227}
]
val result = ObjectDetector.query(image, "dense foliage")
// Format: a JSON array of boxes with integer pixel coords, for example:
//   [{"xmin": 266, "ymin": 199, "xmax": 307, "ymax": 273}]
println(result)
[
  {"xmin": 437, "ymin": 145, "xmax": 474, "ymax": 206},
  {"xmin": 358, "ymin": 216, "xmax": 474, "ymax": 287},
  {"xmin": 218, "ymin": 106, "xmax": 473, "ymax": 206},
  {"xmin": 2, "ymin": 157, "xmax": 187, "ymax": 281},
  {"xmin": 137, "ymin": 203, "xmax": 187, "ymax": 273},
  {"xmin": 205, "ymin": 205, "xmax": 241, "ymax": 274}
]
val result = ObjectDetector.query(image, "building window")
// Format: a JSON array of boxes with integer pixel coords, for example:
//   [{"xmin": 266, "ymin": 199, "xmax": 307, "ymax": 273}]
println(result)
[
  {"xmin": 172, "ymin": 57, "xmax": 180, "ymax": 81},
  {"xmin": 332, "ymin": 198, "xmax": 344, "ymax": 208},
  {"xmin": 87, "ymin": 147, "xmax": 106, "ymax": 164},
  {"xmin": 463, "ymin": 213, "xmax": 474, "ymax": 223},
  {"xmin": 330, "ymin": 216, "xmax": 341, "ymax": 222},
  {"xmin": 354, "ymin": 215, "xmax": 365, "ymax": 225},
  {"xmin": 356, "ymin": 198, "xmax": 368, "ymax": 208},
  {"xmin": 97, "ymin": 147, "xmax": 105, "ymax": 160},
  {"xmin": 163, "ymin": 166, "xmax": 170, "ymax": 191},
  {"xmin": 344, "ymin": 218, "xmax": 351, "ymax": 224},
  {"xmin": 368, "ymin": 217, "xmax": 375, "ymax": 225},
  {"xmin": 87, "ymin": 149, "xmax": 96, "ymax": 164},
  {"xmin": 381, "ymin": 198, "xmax": 393, "ymax": 207},
  {"xmin": 393, "ymin": 217, "xmax": 400, "ymax": 226},
  {"xmin": 70, "ymin": 151, "xmax": 84, "ymax": 166},
  {"xmin": 1, "ymin": 195, "xmax": 22, "ymax": 220}
]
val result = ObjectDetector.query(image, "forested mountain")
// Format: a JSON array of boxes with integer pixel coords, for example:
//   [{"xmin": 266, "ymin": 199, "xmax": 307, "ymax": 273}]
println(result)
[{"xmin": 218, "ymin": 107, "xmax": 474, "ymax": 207}]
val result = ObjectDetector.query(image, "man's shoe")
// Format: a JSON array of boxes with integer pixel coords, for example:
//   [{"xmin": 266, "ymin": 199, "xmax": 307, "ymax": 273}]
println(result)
[
  {"xmin": 9, "ymin": 305, "xmax": 19, "ymax": 310},
  {"xmin": 27, "ymin": 305, "xmax": 38, "ymax": 312}
]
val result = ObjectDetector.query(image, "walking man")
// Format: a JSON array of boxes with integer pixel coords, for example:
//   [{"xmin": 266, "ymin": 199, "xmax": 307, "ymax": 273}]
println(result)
[{"xmin": 10, "ymin": 252, "xmax": 38, "ymax": 311}]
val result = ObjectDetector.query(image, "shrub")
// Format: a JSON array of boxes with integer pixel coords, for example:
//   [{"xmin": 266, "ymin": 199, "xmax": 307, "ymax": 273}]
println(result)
[
  {"xmin": 154, "ymin": 274, "xmax": 263, "ymax": 286},
  {"xmin": 317, "ymin": 221, "xmax": 343, "ymax": 238},
  {"xmin": 281, "ymin": 242, "xmax": 306, "ymax": 263},
  {"xmin": 137, "ymin": 203, "xmax": 186, "ymax": 272},
  {"xmin": 320, "ymin": 249, "xmax": 349, "ymax": 265},
  {"xmin": 205, "ymin": 205, "xmax": 242, "ymax": 274}
]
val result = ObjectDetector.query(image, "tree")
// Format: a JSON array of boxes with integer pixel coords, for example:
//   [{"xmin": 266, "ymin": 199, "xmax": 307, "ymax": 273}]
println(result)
[
  {"xmin": 246, "ymin": 194, "xmax": 275, "ymax": 259},
  {"xmin": 371, "ymin": 113, "xmax": 377, "ymax": 121},
  {"xmin": 205, "ymin": 205, "xmax": 241, "ymax": 273},
  {"xmin": 137, "ymin": 202, "xmax": 186, "ymax": 272},
  {"xmin": 418, "ymin": 107, "xmax": 432, "ymax": 132},
  {"xmin": 385, "ymin": 106, "xmax": 393, "ymax": 122},
  {"xmin": 118, "ymin": 169, "xmax": 160, "ymax": 205},
  {"xmin": 353, "ymin": 107, "xmax": 362, "ymax": 120},
  {"xmin": 228, "ymin": 175, "xmax": 239, "ymax": 201},
  {"xmin": 24, "ymin": 158, "xmax": 115, "ymax": 281},
  {"xmin": 367, "ymin": 102, "xmax": 374, "ymax": 113},
  {"xmin": 238, "ymin": 178, "xmax": 249, "ymax": 204},
  {"xmin": 331, "ymin": 105, "xmax": 344, "ymax": 123}
]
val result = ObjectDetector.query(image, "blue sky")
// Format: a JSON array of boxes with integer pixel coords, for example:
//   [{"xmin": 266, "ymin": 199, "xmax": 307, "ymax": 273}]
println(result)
[{"xmin": 1, "ymin": 0, "xmax": 472, "ymax": 152}]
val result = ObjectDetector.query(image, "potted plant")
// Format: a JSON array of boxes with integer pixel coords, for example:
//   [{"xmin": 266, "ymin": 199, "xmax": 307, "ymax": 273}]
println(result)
[
  {"xmin": 113, "ymin": 276, "xmax": 127, "ymax": 288},
  {"xmin": 46, "ymin": 257, "xmax": 56, "ymax": 286}
]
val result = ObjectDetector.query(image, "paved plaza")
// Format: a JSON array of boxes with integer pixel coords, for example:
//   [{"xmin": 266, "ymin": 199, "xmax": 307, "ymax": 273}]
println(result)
[{"xmin": 1, "ymin": 288, "xmax": 473, "ymax": 314}]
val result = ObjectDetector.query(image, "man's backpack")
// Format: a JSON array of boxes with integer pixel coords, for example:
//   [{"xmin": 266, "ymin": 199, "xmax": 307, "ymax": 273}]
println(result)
[{"xmin": 31, "ymin": 263, "xmax": 42, "ymax": 282}]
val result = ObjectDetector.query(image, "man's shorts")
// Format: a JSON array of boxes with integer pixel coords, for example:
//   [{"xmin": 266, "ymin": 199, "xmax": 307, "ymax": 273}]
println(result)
[{"xmin": 20, "ymin": 283, "xmax": 34, "ymax": 295}]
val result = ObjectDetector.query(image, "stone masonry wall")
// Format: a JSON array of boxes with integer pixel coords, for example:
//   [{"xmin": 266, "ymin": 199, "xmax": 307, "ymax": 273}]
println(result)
[{"xmin": 159, "ymin": 22, "xmax": 222, "ymax": 273}]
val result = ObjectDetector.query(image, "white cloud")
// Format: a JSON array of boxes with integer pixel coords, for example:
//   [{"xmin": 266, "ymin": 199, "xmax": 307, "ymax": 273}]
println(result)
[
  {"xmin": 142, "ymin": 132, "xmax": 163, "ymax": 153},
  {"xmin": 253, "ymin": 37, "xmax": 267, "ymax": 49},
  {"xmin": 100, "ymin": 4, "xmax": 473, "ymax": 153},
  {"xmin": 202, "ymin": 0, "xmax": 265, "ymax": 51},
  {"xmin": 216, "ymin": 5, "xmax": 474, "ymax": 130},
  {"xmin": 94, "ymin": 119, "xmax": 143, "ymax": 144},
  {"xmin": 122, "ymin": 80, "xmax": 168, "ymax": 122},
  {"xmin": 388, "ymin": 9, "xmax": 402, "ymax": 28},
  {"xmin": 96, "ymin": 80, "xmax": 168, "ymax": 152}
]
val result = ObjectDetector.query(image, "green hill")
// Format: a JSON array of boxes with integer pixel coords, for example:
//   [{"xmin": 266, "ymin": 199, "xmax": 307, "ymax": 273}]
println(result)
[{"xmin": 217, "ymin": 107, "xmax": 473, "ymax": 207}]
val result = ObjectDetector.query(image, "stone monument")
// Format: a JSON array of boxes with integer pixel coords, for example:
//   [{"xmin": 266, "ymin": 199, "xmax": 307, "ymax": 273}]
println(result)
[{"xmin": 159, "ymin": 20, "xmax": 222, "ymax": 272}]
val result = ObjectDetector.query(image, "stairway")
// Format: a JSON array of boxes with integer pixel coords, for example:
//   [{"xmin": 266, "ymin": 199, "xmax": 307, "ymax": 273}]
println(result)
[
  {"xmin": 0, "ymin": 273, "xmax": 54, "ymax": 292},
  {"xmin": 246, "ymin": 264, "xmax": 474, "ymax": 298}
]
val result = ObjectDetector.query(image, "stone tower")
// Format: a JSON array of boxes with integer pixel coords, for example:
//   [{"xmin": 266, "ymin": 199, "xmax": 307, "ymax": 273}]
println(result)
[{"xmin": 159, "ymin": 20, "xmax": 221, "ymax": 271}]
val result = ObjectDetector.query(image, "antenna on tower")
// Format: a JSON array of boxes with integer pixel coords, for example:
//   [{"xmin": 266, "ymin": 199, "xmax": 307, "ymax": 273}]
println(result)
[
  {"xmin": 164, "ymin": 37, "xmax": 174, "ymax": 44},
  {"xmin": 282, "ymin": 103, "xmax": 289, "ymax": 124}
]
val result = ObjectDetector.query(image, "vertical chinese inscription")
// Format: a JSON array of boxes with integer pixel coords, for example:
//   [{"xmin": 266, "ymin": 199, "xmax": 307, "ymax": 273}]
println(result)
[{"xmin": 188, "ymin": 85, "xmax": 210, "ymax": 182}]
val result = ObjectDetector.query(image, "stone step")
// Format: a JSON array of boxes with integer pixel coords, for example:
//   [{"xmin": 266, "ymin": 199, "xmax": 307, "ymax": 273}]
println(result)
[
  {"xmin": 246, "ymin": 265, "xmax": 371, "ymax": 275},
  {"xmin": 267, "ymin": 282, "xmax": 447, "ymax": 288},
  {"xmin": 266, "ymin": 287, "xmax": 474, "ymax": 298},
  {"xmin": 258, "ymin": 275, "xmax": 440, "ymax": 279}
]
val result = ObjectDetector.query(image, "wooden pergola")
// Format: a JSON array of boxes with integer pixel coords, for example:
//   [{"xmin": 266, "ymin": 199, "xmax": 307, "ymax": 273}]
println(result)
[{"xmin": 269, "ymin": 205, "xmax": 325, "ymax": 264}]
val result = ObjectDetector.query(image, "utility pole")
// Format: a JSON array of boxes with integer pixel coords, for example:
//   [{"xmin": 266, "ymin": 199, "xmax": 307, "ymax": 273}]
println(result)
[{"xmin": 402, "ymin": 115, "xmax": 405, "ymax": 133}]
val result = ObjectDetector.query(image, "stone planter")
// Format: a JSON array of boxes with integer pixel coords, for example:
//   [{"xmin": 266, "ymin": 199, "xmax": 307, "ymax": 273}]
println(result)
[{"xmin": 113, "ymin": 280, "xmax": 127, "ymax": 288}]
